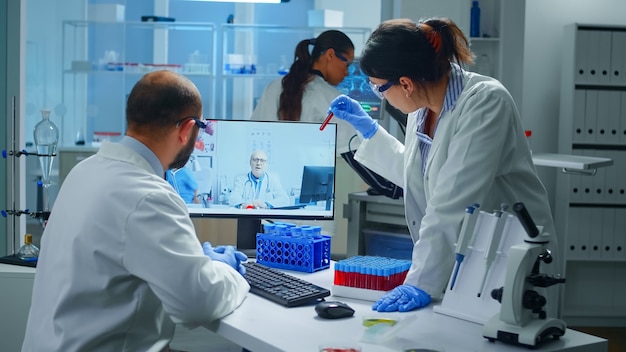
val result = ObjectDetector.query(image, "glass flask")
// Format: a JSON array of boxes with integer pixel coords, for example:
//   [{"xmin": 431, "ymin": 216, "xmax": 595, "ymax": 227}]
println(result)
[
  {"xmin": 33, "ymin": 109, "xmax": 59, "ymax": 211},
  {"xmin": 17, "ymin": 234, "xmax": 39, "ymax": 262}
]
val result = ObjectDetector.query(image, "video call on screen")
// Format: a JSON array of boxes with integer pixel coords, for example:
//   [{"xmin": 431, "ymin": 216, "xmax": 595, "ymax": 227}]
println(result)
[{"xmin": 171, "ymin": 119, "xmax": 337, "ymax": 219}]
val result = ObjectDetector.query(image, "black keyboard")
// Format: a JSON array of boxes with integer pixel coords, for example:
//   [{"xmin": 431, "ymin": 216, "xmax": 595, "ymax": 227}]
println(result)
[{"xmin": 243, "ymin": 262, "xmax": 330, "ymax": 307}]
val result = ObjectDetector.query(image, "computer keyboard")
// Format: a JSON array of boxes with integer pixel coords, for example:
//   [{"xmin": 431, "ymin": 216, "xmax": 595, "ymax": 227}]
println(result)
[{"xmin": 243, "ymin": 261, "xmax": 331, "ymax": 307}]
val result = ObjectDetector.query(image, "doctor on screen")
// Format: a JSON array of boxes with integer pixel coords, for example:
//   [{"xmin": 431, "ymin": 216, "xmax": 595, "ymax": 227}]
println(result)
[{"xmin": 228, "ymin": 150, "xmax": 290, "ymax": 209}]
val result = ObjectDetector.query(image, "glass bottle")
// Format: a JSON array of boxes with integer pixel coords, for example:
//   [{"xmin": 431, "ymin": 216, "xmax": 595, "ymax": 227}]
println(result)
[
  {"xmin": 470, "ymin": 1, "xmax": 481, "ymax": 38},
  {"xmin": 17, "ymin": 234, "xmax": 40, "ymax": 262},
  {"xmin": 34, "ymin": 109, "xmax": 59, "ymax": 211}
]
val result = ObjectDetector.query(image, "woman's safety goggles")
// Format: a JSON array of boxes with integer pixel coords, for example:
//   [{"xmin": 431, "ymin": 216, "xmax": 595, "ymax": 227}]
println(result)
[{"xmin": 369, "ymin": 80, "xmax": 397, "ymax": 99}]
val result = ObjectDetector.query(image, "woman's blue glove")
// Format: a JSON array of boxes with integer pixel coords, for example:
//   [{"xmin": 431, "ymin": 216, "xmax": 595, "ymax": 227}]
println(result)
[
  {"xmin": 202, "ymin": 242, "xmax": 247, "ymax": 276},
  {"xmin": 328, "ymin": 94, "xmax": 379, "ymax": 139},
  {"xmin": 372, "ymin": 285, "xmax": 431, "ymax": 312}
]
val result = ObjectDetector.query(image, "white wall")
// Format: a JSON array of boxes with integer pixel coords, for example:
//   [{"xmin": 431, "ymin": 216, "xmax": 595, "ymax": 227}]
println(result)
[
  {"xmin": 522, "ymin": 0, "xmax": 626, "ymax": 209},
  {"xmin": 314, "ymin": 0, "xmax": 381, "ymax": 55}
]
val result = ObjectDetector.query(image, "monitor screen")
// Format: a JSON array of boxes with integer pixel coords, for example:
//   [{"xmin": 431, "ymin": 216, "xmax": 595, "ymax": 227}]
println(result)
[
  {"xmin": 167, "ymin": 119, "xmax": 337, "ymax": 254},
  {"xmin": 299, "ymin": 166, "xmax": 335, "ymax": 210},
  {"xmin": 167, "ymin": 119, "xmax": 337, "ymax": 221},
  {"xmin": 336, "ymin": 58, "xmax": 382, "ymax": 119}
]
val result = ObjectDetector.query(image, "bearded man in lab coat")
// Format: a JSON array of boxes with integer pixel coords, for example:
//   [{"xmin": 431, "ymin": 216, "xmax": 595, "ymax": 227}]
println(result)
[{"xmin": 22, "ymin": 70, "xmax": 250, "ymax": 352}]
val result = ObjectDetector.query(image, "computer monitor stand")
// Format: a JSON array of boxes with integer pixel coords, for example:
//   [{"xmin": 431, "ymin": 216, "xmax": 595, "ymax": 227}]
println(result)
[{"xmin": 237, "ymin": 218, "xmax": 262, "ymax": 258}]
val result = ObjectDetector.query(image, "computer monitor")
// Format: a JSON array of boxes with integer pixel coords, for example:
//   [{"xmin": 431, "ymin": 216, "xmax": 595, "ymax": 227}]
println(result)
[
  {"xmin": 166, "ymin": 119, "xmax": 337, "ymax": 253},
  {"xmin": 299, "ymin": 166, "xmax": 334, "ymax": 211},
  {"xmin": 336, "ymin": 58, "xmax": 382, "ymax": 119}
]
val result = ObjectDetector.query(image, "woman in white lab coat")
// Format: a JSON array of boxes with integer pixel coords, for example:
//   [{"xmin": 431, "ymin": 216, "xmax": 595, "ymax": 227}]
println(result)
[
  {"xmin": 329, "ymin": 18, "xmax": 560, "ymax": 314},
  {"xmin": 251, "ymin": 30, "xmax": 367, "ymax": 253},
  {"xmin": 251, "ymin": 29, "xmax": 356, "ymax": 154}
]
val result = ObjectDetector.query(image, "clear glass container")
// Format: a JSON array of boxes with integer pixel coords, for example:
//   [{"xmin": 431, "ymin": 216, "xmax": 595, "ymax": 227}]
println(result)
[
  {"xmin": 17, "ymin": 234, "xmax": 40, "ymax": 262},
  {"xmin": 33, "ymin": 109, "xmax": 59, "ymax": 185},
  {"xmin": 34, "ymin": 109, "xmax": 59, "ymax": 211}
]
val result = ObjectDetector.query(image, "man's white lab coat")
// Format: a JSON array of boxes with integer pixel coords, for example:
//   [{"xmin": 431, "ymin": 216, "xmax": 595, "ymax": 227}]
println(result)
[{"xmin": 22, "ymin": 142, "xmax": 249, "ymax": 352}]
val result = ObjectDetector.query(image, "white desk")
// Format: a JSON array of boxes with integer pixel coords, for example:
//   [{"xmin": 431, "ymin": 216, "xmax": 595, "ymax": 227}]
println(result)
[
  {"xmin": 0, "ymin": 263, "xmax": 35, "ymax": 352},
  {"xmin": 202, "ymin": 262, "xmax": 607, "ymax": 352},
  {"xmin": 0, "ymin": 262, "xmax": 607, "ymax": 352}
]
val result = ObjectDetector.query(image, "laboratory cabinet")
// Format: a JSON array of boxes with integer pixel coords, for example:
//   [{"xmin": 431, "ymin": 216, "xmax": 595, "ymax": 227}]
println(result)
[
  {"xmin": 556, "ymin": 23, "xmax": 626, "ymax": 326},
  {"xmin": 219, "ymin": 24, "xmax": 371, "ymax": 120},
  {"xmin": 61, "ymin": 20, "xmax": 217, "ymax": 147}
]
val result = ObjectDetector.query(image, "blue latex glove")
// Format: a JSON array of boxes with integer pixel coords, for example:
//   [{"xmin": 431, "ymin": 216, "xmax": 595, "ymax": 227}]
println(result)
[
  {"xmin": 372, "ymin": 285, "xmax": 431, "ymax": 312},
  {"xmin": 202, "ymin": 242, "xmax": 247, "ymax": 276},
  {"xmin": 328, "ymin": 94, "xmax": 379, "ymax": 139}
]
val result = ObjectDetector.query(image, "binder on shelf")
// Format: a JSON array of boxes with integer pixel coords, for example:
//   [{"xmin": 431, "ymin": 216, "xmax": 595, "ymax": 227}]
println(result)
[
  {"xmin": 599, "ymin": 208, "xmax": 615, "ymax": 260},
  {"xmin": 592, "ymin": 149, "xmax": 608, "ymax": 203},
  {"xmin": 568, "ymin": 150, "xmax": 583, "ymax": 203},
  {"xmin": 620, "ymin": 92, "xmax": 626, "ymax": 145},
  {"xmin": 603, "ymin": 150, "xmax": 619, "ymax": 204},
  {"xmin": 572, "ymin": 89, "xmax": 587, "ymax": 143},
  {"xmin": 583, "ymin": 90, "xmax": 598, "ymax": 144},
  {"xmin": 610, "ymin": 31, "xmax": 626, "ymax": 85},
  {"xmin": 617, "ymin": 152, "xmax": 626, "ymax": 205},
  {"xmin": 595, "ymin": 31, "xmax": 612, "ymax": 85},
  {"xmin": 580, "ymin": 149, "xmax": 596, "ymax": 202},
  {"xmin": 579, "ymin": 206, "xmax": 593, "ymax": 260},
  {"xmin": 614, "ymin": 208, "xmax": 626, "ymax": 261},
  {"xmin": 606, "ymin": 91, "xmax": 621, "ymax": 145},
  {"xmin": 572, "ymin": 89, "xmax": 586, "ymax": 144},
  {"xmin": 588, "ymin": 207, "xmax": 604, "ymax": 260},
  {"xmin": 568, "ymin": 207, "xmax": 584, "ymax": 261},
  {"xmin": 595, "ymin": 90, "xmax": 611, "ymax": 145},
  {"xmin": 574, "ymin": 29, "xmax": 591, "ymax": 84}
]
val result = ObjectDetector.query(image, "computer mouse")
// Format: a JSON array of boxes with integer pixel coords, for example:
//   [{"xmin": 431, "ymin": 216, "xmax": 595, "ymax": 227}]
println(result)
[{"xmin": 315, "ymin": 300, "xmax": 355, "ymax": 319}]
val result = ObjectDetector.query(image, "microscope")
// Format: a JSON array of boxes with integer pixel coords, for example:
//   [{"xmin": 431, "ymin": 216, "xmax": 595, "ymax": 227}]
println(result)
[{"xmin": 483, "ymin": 202, "xmax": 567, "ymax": 348}]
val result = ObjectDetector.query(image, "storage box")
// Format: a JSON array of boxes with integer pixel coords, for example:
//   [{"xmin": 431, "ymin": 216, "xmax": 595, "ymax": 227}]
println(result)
[
  {"xmin": 307, "ymin": 9, "xmax": 343, "ymax": 28},
  {"xmin": 255, "ymin": 233, "xmax": 331, "ymax": 273},
  {"xmin": 88, "ymin": 4, "xmax": 125, "ymax": 22},
  {"xmin": 363, "ymin": 228, "xmax": 413, "ymax": 260}
]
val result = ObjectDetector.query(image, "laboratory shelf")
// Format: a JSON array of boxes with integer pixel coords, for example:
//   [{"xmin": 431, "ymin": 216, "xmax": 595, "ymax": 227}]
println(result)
[
  {"xmin": 556, "ymin": 23, "xmax": 626, "ymax": 326},
  {"xmin": 61, "ymin": 20, "xmax": 217, "ymax": 146},
  {"xmin": 531, "ymin": 152, "xmax": 613, "ymax": 170}
]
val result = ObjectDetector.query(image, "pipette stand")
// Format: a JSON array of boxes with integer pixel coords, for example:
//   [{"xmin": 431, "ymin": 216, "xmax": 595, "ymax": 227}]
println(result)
[
  {"xmin": 434, "ymin": 210, "xmax": 525, "ymax": 324},
  {"xmin": 483, "ymin": 224, "xmax": 566, "ymax": 348}
]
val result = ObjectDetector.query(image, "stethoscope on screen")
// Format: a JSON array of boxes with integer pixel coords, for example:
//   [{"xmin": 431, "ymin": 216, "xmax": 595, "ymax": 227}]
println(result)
[{"xmin": 243, "ymin": 172, "xmax": 271, "ymax": 200}]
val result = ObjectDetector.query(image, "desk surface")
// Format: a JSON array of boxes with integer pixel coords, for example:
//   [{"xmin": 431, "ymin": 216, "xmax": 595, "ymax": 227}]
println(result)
[
  {"xmin": 0, "ymin": 263, "xmax": 607, "ymax": 352},
  {"xmin": 203, "ymin": 262, "xmax": 607, "ymax": 352}
]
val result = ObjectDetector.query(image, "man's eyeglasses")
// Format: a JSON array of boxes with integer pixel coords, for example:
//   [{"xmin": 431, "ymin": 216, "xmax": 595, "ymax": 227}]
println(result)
[
  {"xmin": 369, "ymin": 80, "xmax": 397, "ymax": 99},
  {"xmin": 250, "ymin": 158, "xmax": 267, "ymax": 164},
  {"xmin": 175, "ymin": 116, "xmax": 208, "ymax": 130}
]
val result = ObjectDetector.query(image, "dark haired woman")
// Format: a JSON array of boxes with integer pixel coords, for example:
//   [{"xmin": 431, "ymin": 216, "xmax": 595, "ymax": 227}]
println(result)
[
  {"xmin": 251, "ymin": 29, "xmax": 357, "ymax": 153},
  {"xmin": 252, "ymin": 30, "xmax": 366, "ymax": 256},
  {"xmin": 329, "ymin": 18, "xmax": 560, "ymax": 314}
]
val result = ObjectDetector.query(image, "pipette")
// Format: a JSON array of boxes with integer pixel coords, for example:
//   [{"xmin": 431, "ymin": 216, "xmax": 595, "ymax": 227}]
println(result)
[
  {"xmin": 449, "ymin": 203, "xmax": 480, "ymax": 290},
  {"xmin": 320, "ymin": 112, "xmax": 333, "ymax": 131},
  {"xmin": 477, "ymin": 203, "xmax": 509, "ymax": 297}
]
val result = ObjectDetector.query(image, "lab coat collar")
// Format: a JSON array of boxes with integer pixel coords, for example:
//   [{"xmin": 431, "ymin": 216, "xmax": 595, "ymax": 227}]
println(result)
[
  {"xmin": 119, "ymin": 136, "xmax": 165, "ymax": 176},
  {"xmin": 415, "ymin": 63, "xmax": 465, "ymax": 138},
  {"xmin": 98, "ymin": 139, "xmax": 162, "ymax": 177}
]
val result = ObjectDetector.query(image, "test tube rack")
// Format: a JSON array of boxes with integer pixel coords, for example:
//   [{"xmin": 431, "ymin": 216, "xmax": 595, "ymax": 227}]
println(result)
[
  {"xmin": 255, "ymin": 232, "xmax": 331, "ymax": 273},
  {"xmin": 331, "ymin": 256, "xmax": 411, "ymax": 302}
]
